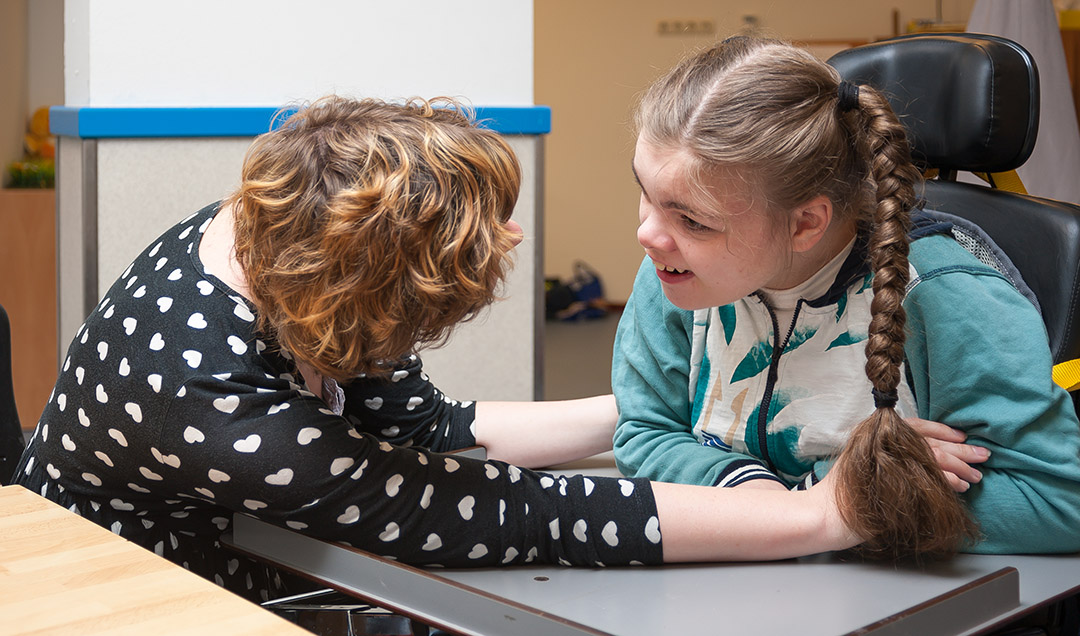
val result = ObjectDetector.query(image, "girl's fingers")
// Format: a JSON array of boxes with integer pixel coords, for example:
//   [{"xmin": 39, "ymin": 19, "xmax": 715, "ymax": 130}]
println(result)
[
  {"xmin": 931, "ymin": 445, "xmax": 983, "ymax": 487},
  {"xmin": 906, "ymin": 417, "xmax": 990, "ymax": 490},
  {"xmin": 906, "ymin": 417, "xmax": 966, "ymax": 443}
]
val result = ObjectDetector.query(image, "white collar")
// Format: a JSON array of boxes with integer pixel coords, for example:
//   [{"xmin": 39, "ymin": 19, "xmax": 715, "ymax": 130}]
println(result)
[{"xmin": 758, "ymin": 237, "xmax": 857, "ymax": 311}]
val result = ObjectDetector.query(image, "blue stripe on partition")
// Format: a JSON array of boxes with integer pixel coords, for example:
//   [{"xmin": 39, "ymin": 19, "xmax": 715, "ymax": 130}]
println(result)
[
  {"xmin": 470, "ymin": 106, "xmax": 551, "ymax": 135},
  {"xmin": 50, "ymin": 105, "xmax": 551, "ymax": 137}
]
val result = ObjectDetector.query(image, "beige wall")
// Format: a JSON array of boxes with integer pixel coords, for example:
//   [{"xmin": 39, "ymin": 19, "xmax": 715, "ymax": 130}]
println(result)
[
  {"xmin": 0, "ymin": 0, "xmax": 62, "ymax": 173},
  {"xmin": 536, "ymin": 0, "xmax": 976, "ymax": 301},
  {"xmin": 27, "ymin": 0, "xmax": 63, "ymax": 114},
  {"xmin": 1, "ymin": 0, "xmax": 28, "ymax": 170}
]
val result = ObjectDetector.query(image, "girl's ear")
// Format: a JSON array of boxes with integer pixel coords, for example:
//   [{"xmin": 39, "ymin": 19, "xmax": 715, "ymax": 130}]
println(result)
[{"xmin": 790, "ymin": 195, "xmax": 833, "ymax": 253}]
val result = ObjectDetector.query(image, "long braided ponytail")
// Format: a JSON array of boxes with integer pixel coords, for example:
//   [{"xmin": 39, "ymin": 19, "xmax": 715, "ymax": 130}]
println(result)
[
  {"xmin": 635, "ymin": 36, "xmax": 980, "ymax": 559},
  {"xmin": 831, "ymin": 84, "xmax": 979, "ymax": 559}
]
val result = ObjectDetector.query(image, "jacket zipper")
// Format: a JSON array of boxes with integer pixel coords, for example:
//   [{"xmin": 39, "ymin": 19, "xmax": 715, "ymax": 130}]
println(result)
[{"xmin": 754, "ymin": 295, "xmax": 804, "ymax": 471}]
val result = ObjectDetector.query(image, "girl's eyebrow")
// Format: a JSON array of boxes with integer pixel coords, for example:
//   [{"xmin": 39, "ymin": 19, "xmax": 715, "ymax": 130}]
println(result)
[{"xmin": 632, "ymin": 157, "xmax": 696, "ymax": 214}]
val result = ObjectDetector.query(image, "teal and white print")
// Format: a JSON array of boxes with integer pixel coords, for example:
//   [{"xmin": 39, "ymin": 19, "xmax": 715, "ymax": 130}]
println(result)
[{"xmin": 687, "ymin": 272, "xmax": 916, "ymax": 485}]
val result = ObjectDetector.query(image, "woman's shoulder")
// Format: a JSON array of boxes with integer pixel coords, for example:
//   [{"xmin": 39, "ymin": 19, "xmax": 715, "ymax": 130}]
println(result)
[
  {"xmin": 63, "ymin": 201, "xmax": 291, "ymax": 426},
  {"xmin": 624, "ymin": 256, "xmax": 697, "ymax": 331},
  {"xmin": 909, "ymin": 232, "xmax": 980, "ymax": 267}
]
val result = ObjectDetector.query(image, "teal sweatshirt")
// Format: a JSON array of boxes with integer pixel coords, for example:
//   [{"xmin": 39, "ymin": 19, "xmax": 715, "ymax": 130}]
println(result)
[{"xmin": 613, "ymin": 231, "xmax": 1080, "ymax": 554}]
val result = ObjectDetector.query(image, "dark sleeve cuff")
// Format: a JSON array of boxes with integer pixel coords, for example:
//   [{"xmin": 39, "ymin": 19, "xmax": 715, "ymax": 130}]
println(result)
[
  {"xmin": 791, "ymin": 471, "xmax": 820, "ymax": 491},
  {"xmin": 712, "ymin": 459, "xmax": 785, "ymax": 488}
]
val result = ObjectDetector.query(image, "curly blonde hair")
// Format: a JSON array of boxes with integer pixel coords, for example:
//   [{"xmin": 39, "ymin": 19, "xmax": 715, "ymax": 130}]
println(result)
[{"xmin": 228, "ymin": 96, "xmax": 522, "ymax": 380}]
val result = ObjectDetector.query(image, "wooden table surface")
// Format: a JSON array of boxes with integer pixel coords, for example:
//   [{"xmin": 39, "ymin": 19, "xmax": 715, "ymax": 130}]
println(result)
[{"xmin": 0, "ymin": 484, "xmax": 309, "ymax": 635}]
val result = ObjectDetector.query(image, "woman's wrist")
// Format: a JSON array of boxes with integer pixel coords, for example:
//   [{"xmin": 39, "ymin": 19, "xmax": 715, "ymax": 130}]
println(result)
[
  {"xmin": 654, "ymin": 481, "xmax": 860, "ymax": 562},
  {"xmin": 807, "ymin": 474, "xmax": 862, "ymax": 552}
]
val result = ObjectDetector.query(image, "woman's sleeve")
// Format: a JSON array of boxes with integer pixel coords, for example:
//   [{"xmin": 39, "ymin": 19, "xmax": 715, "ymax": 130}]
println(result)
[
  {"xmin": 904, "ymin": 252, "xmax": 1080, "ymax": 554},
  {"xmin": 612, "ymin": 258, "xmax": 782, "ymax": 488},
  {"xmin": 161, "ymin": 373, "xmax": 664, "ymax": 567},
  {"xmin": 340, "ymin": 354, "xmax": 477, "ymax": 452}
]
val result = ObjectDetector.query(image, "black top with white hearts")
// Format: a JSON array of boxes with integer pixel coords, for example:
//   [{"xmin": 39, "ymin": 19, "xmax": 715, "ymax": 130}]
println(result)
[{"xmin": 14, "ymin": 202, "xmax": 663, "ymax": 602}]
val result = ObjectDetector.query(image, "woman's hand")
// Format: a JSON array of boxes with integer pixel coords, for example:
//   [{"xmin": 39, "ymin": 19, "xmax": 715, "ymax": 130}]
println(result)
[
  {"xmin": 906, "ymin": 417, "xmax": 991, "ymax": 492},
  {"xmin": 808, "ymin": 469, "xmax": 864, "ymax": 551}
]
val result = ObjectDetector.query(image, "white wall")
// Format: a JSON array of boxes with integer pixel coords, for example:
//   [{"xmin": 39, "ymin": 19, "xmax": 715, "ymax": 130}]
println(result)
[
  {"xmin": 64, "ymin": 0, "xmax": 533, "ymax": 106},
  {"xmin": 58, "ymin": 0, "xmax": 543, "ymax": 401}
]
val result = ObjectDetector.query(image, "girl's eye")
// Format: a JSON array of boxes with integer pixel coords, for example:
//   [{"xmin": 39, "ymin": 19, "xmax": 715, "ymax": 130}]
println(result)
[{"xmin": 680, "ymin": 215, "xmax": 711, "ymax": 233}]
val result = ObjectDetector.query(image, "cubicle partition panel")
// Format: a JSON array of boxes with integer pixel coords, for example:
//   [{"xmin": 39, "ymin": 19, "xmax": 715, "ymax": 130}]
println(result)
[
  {"xmin": 417, "ymin": 134, "xmax": 545, "ymax": 402},
  {"xmin": 52, "ymin": 106, "xmax": 548, "ymax": 403},
  {"xmin": 55, "ymin": 135, "xmax": 93, "ymax": 348}
]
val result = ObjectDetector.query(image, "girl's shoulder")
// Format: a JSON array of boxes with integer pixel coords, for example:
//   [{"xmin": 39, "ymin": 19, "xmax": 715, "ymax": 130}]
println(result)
[
  {"xmin": 909, "ymin": 208, "xmax": 1038, "ymax": 309},
  {"xmin": 908, "ymin": 230, "xmax": 1037, "ymax": 311},
  {"xmin": 908, "ymin": 232, "xmax": 985, "ymax": 270}
]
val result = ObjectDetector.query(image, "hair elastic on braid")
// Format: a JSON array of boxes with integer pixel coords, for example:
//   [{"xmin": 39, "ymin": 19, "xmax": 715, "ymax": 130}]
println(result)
[
  {"xmin": 872, "ymin": 387, "xmax": 898, "ymax": 409},
  {"xmin": 837, "ymin": 81, "xmax": 861, "ymax": 113}
]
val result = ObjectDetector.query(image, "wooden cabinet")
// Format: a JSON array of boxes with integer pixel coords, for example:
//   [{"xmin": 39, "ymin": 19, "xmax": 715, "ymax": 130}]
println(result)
[{"xmin": 0, "ymin": 189, "xmax": 56, "ymax": 430}]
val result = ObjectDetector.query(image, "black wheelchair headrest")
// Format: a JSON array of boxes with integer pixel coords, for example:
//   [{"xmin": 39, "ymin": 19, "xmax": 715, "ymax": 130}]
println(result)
[{"xmin": 828, "ymin": 33, "xmax": 1040, "ymax": 174}]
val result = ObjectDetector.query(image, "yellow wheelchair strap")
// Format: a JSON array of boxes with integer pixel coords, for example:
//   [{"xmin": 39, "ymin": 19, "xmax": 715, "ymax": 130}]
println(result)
[
  {"xmin": 972, "ymin": 170, "xmax": 1029, "ymax": 195},
  {"xmin": 1053, "ymin": 359, "xmax": 1080, "ymax": 392}
]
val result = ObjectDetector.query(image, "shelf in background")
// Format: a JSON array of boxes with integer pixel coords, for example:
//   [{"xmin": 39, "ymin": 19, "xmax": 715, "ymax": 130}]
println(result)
[{"xmin": 0, "ymin": 188, "xmax": 57, "ymax": 430}]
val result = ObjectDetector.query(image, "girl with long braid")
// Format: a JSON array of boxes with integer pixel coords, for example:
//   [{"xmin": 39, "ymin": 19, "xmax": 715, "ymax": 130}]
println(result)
[{"xmin": 614, "ymin": 36, "xmax": 1080, "ymax": 558}]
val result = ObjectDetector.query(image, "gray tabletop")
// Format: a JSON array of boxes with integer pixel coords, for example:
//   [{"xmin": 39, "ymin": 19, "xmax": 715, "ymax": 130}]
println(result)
[{"xmin": 225, "ymin": 452, "xmax": 1080, "ymax": 635}]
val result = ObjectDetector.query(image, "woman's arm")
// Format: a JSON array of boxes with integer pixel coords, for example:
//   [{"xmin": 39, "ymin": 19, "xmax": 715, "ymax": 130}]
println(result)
[
  {"xmin": 341, "ymin": 354, "xmax": 476, "ymax": 452},
  {"xmin": 735, "ymin": 418, "xmax": 989, "ymax": 493},
  {"xmin": 173, "ymin": 376, "xmax": 856, "ymax": 566},
  {"xmin": 473, "ymin": 395, "xmax": 617, "ymax": 468},
  {"xmin": 654, "ymin": 471, "xmax": 859, "ymax": 561}
]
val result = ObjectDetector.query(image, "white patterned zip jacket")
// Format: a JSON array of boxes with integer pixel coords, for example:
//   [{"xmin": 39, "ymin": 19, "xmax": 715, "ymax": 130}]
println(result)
[{"xmin": 613, "ymin": 215, "xmax": 1080, "ymax": 553}]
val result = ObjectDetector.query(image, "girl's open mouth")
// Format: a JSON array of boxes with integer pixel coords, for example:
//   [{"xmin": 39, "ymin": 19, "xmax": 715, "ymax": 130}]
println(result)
[{"xmin": 654, "ymin": 261, "xmax": 693, "ymax": 283}]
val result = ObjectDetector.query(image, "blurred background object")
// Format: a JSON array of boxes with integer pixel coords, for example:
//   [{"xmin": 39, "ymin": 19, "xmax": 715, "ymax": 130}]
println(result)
[
  {"xmin": 545, "ymin": 260, "xmax": 612, "ymax": 322},
  {"xmin": 962, "ymin": 0, "xmax": 1080, "ymax": 205},
  {"xmin": 6, "ymin": 106, "xmax": 55, "ymax": 188}
]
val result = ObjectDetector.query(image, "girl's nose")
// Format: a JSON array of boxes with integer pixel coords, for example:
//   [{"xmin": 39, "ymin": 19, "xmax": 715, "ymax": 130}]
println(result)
[{"xmin": 637, "ymin": 201, "xmax": 673, "ymax": 252}]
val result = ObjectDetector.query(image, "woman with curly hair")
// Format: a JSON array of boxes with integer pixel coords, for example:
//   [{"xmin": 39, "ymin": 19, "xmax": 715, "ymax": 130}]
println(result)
[{"xmin": 15, "ymin": 95, "xmax": 857, "ymax": 603}]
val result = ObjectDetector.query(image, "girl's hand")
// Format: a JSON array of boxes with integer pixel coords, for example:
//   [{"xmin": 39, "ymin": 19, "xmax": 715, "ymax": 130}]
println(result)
[{"xmin": 906, "ymin": 417, "xmax": 990, "ymax": 492}]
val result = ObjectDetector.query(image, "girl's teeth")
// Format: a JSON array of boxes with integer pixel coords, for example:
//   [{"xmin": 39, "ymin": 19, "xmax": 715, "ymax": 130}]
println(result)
[{"xmin": 657, "ymin": 263, "xmax": 687, "ymax": 274}]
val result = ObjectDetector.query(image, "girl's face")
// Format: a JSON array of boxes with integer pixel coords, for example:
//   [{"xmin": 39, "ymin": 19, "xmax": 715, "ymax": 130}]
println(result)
[{"xmin": 633, "ymin": 137, "xmax": 791, "ymax": 311}]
